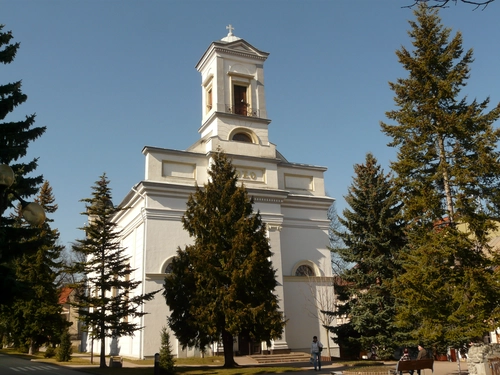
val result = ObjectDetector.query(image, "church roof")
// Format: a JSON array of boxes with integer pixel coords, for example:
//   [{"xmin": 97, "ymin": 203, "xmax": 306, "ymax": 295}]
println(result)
[
  {"xmin": 220, "ymin": 24, "xmax": 241, "ymax": 43},
  {"xmin": 58, "ymin": 286, "xmax": 73, "ymax": 304},
  {"xmin": 195, "ymin": 26, "xmax": 269, "ymax": 71}
]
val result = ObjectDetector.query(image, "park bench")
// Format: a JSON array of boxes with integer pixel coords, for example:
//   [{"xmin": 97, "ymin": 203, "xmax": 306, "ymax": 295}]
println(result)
[{"xmin": 389, "ymin": 359, "xmax": 434, "ymax": 375}]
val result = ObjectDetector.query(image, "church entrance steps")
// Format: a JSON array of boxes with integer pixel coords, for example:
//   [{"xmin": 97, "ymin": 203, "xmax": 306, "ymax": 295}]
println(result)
[{"xmin": 249, "ymin": 352, "xmax": 311, "ymax": 363}]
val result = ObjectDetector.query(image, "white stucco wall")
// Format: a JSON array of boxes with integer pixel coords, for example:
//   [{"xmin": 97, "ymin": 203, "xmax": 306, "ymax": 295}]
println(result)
[{"xmin": 98, "ymin": 33, "xmax": 337, "ymax": 360}]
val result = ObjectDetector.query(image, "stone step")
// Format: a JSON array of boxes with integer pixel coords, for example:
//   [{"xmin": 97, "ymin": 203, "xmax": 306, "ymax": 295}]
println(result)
[{"xmin": 249, "ymin": 352, "xmax": 311, "ymax": 363}]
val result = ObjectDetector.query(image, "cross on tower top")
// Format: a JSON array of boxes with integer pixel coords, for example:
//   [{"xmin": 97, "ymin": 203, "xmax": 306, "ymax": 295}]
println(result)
[{"xmin": 226, "ymin": 24, "xmax": 234, "ymax": 36}]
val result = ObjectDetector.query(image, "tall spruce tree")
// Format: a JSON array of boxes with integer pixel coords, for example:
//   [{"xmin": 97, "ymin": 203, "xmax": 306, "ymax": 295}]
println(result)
[
  {"xmin": 163, "ymin": 150, "xmax": 285, "ymax": 368},
  {"xmin": 0, "ymin": 25, "xmax": 46, "ymax": 305},
  {"xmin": 330, "ymin": 153, "xmax": 405, "ymax": 359},
  {"xmin": 5, "ymin": 181, "xmax": 67, "ymax": 354},
  {"xmin": 71, "ymin": 174, "xmax": 157, "ymax": 368},
  {"xmin": 381, "ymin": 4, "xmax": 500, "ymax": 349}
]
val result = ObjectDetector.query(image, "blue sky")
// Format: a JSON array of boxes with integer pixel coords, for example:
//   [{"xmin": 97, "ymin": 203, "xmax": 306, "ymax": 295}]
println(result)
[{"xmin": 2, "ymin": 0, "xmax": 500, "ymax": 250}]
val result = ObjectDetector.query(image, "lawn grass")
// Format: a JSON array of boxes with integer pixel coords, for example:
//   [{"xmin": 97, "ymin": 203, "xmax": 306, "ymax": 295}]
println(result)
[
  {"xmin": 0, "ymin": 349, "xmax": 302, "ymax": 375},
  {"xmin": 0, "ymin": 348, "xmax": 394, "ymax": 375},
  {"xmin": 80, "ymin": 366, "xmax": 304, "ymax": 375},
  {"xmin": 341, "ymin": 364, "xmax": 395, "ymax": 372}
]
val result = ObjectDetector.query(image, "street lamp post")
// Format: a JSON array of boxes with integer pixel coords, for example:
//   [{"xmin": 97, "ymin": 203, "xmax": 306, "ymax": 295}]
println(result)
[{"xmin": 0, "ymin": 164, "xmax": 45, "ymax": 226}]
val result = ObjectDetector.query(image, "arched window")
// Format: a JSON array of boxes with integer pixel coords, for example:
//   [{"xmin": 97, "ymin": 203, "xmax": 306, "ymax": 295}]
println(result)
[
  {"xmin": 164, "ymin": 263, "xmax": 174, "ymax": 274},
  {"xmin": 295, "ymin": 264, "xmax": 315, "ymax": 276},
  {"xmin": 232, "ymin": 132, "xmax": 252, "ymax": 143}
]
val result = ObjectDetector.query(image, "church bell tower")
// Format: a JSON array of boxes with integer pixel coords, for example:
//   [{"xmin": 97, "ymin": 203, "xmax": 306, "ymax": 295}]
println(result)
[{"xmin": 192, "ymin": 25, "xmax": 275, "ymax": 158}]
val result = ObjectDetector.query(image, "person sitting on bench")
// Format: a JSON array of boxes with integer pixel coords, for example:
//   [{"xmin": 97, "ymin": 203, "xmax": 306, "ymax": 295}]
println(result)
[
  {"xmin": 416, "ymin": 344, "xmax": 428, "ymax": 375},
  {"xmin": 400, "ymin": 348, "xmax": 413, "ymax": 375}
]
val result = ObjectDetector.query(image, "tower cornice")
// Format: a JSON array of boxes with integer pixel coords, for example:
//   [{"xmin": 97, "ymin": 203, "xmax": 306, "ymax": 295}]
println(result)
[
  {"xmin": 195, "ymin": 39, "xmax": 269, "ymax": 72},
  {"xmin": 198, "ymin": 110, "xmax": 271, "ymax": 135}
]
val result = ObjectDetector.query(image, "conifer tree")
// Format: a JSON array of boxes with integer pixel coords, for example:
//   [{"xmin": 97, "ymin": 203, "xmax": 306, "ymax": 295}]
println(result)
[
  {"xmin": 5, "ymin": 181, "xmax": 67, "ymax": 354},
  {"xmin": 330, "ymin": 153, "xmax": 405, "ymax": 359},
  {"xmin": 56, "ymin": 329, "xmax": 73, "ymax": 362},
  {"xmin": 159, "ymin": 326, "xmax": 175, "ymax": 374},
  {"xmin": 381, "ymin": 4, "xmax": 500, "ymax": 348},
  {"xmin": 0, "ymin": 24, "xmax": 46, "ymax": 305},
  {"xmin": 71, "ymin": 174, "xmax": 158, "ymax": 368},
  {"xmin": 163, "ymin": 150, "xmax": 285, "ymax": 368}
]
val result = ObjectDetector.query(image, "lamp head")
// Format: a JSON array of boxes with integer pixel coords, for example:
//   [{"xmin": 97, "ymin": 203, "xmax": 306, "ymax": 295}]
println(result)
[
  {"xmin": 21, "ymin": 201, "xmax": 46, "ymax": 226},
  {"xmin": 0, "ymin": 164, "xmax": 15, "ymax": 188},
  {"xmin": 0, "ymin": 164, "xmax": 46, "ymax": 225}
]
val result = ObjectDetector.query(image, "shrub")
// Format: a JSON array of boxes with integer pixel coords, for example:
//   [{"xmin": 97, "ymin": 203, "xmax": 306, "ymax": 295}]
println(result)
[
  {"xmin": 56, "ymin": 330, "xmax": 72, "ymax": 362},
  {"xmin": 44, "ymin": 346, "xmax": 56, "ymax": 358},
  {"xmin": 159, "ymin": 327, "xmax": 175, "ymax": 374}
]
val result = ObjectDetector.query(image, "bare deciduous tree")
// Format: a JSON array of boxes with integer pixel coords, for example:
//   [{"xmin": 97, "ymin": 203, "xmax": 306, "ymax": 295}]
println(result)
[
  {"xmin": 56, "ymin": 246, "xmax": 87, "ymax": 288},
  {"xmin": 404, "ymin": 0, "xmax": 495, "ymax": 10},
  {"xmin": 304, "ymin": 276, "xmax": 337, "ymax": 358}
]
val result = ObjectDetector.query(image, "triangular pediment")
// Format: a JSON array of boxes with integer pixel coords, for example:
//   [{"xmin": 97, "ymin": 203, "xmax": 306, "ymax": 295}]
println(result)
[
  {"xmin": 196, "ymin": 38, "xmax": 269, "ymax": 70},
  {"xmin": 232, "ymin": 44, "xmax": 254, "ymax": 53},
  {"xmin": 219, "ymin": 39, "xmax": 269, "ymax": 59}
]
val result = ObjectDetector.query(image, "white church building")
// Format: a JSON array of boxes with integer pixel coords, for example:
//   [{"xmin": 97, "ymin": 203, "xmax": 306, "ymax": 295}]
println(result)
[{"xmin": 100, "ymin": 26, "xmax": 337, "ymax": 359}]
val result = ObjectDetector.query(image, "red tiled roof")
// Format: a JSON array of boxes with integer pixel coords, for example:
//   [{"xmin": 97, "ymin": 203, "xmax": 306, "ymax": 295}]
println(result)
[{"xmin": 58, "ymin": 287, "xmax": 73, "ymax": 305}]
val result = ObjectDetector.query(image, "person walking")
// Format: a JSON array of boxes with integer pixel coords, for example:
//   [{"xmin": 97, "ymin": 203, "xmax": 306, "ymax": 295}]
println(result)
[{"xmin": 311, "ymin": 335, "xmax": 323, "ymax": 371}]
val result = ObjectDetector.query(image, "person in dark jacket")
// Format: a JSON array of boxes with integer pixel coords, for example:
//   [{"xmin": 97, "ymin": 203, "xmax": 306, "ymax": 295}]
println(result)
[{"xmin": 416, "ymin": 344, "xmax": 428, "ymax": 375}]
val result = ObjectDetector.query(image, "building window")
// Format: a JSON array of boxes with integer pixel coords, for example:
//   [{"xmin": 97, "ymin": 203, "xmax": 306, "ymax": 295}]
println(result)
[
  {"xmin": 165, "ymin": 263, "xmax": 174, "ymax": 274},
  {"xmin": 233, "ymin": 84, "xmax": 248, "ymax": 116},
  {"xmin": 295, "ymin": 265, "xmax": 314, "ymax": 277},
  {"xmin": 232, "ymin": 132, "xmax": 252, "ymax": 143},
  {"xmin": 206, "ymin": 86, "xmax": 213, "ymax": 112}
]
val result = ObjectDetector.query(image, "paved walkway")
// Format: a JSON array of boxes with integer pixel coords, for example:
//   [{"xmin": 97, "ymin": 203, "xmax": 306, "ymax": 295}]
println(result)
[
  {"xmin": 231, "ymin": 357, "xmax": 469, "ymax": 375},
  {"xmin": 61, "ymin": 353, "xmax": 470, "ymax": 375}
]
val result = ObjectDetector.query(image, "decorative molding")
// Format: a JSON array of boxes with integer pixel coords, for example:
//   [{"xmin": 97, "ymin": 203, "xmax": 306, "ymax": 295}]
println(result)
[
  {"xmin": 146, "ymin": 273, "xmax": 167, "ymax": 281},
  {"xmin": 291, "ymin": 260, "xmax": 321, "ymax": 277},
  {"xmin": 142, "ymin": 208, "xmax": 184, "ymax": 221},
  {"xmin": 202, "ymin": 74, "xmax": 214, "ymax": 87},
  {"xmin": 253, "ymin": 197, "xmax": 284, "ymax": 203},
  {"xmin": 281, "ymin": 195, "xmax": 335, "ymax": 209},
  {"xmin": 283, "ymin": 275, "xmax": 335, "ymax": 283},
  {"xmin": 235, "ymin": 166, "xmax": 265, "ymax": 183},
  {"xmin": 282, "ymin": 217, "xmax": 331, "ymax": 231},
  {"xmin": 213, "ymin": 46, "xmax": 267, "ymax": 61},
  {"xmin": 227, "ymin": 71, "xmax": 254, "ymax": 80},
  {"xmin": 267, "ymin": 224, "xmax": 282, "ymax": 232}
]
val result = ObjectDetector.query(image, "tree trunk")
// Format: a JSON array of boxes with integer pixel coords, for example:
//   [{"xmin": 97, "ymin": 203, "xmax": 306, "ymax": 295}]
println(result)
[
  {"xmin": 90, "ymin": 335, "xmax": 94, "ymax": 364},
  {"xmin": 100, "ymin": 323, "xmax": 107, "ymax": 368},
  {"xmin": 325, "ymin": 327, "xmax": 331, "ymax": 359},
  {"xmin": 437, "ymin": 134, "xmax": 455, "ymax": 222},
  {"xmin": 222, "ymin": 329, "xmax": 237, "ymax": 368},
  {"xmin": 99, "ymin": 285, "xmax": 107, "ymax": 368}
]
